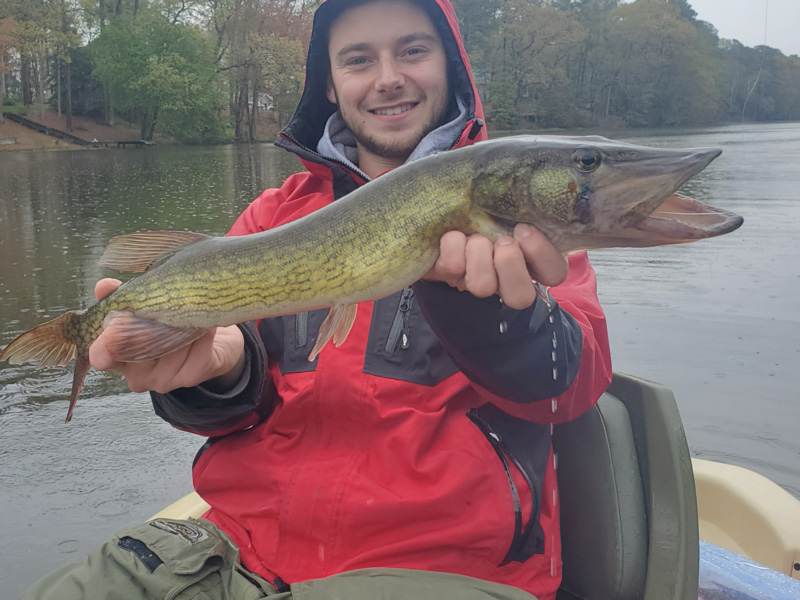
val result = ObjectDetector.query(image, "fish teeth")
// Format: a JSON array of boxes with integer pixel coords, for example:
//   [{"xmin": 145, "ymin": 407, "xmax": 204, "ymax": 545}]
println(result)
[{"xmin": 373, "ymin": 104, "xmax": 415, "ymax": 116}]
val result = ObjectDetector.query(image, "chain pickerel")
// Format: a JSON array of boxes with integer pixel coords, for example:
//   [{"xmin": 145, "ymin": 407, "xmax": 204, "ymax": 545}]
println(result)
[{"xmin": 1, "ymin": 135, "xmax": 743, "ymax": 421}]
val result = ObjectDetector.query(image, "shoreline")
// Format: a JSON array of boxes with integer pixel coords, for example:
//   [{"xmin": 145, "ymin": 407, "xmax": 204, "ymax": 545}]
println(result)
[
  {"xmin": 4, "ymin": 110, "xmax": 797, "ymax": 153},
  {"xmin": 0, "ymin": 109, "xmax": 279, "ymax": 152}
]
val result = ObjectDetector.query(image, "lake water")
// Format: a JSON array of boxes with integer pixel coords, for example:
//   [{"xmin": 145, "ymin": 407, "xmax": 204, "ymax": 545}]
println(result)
[{"xmin": 1, "ymin": 123, "xmax": 799, "ymax": 596}]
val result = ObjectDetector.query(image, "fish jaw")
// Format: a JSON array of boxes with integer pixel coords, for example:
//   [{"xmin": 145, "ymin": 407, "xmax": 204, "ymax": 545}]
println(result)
[
  {"xmin": 583, "ymin": 146, "xmax": 722, "ymax": 229},
  {"xmin": 627, "ymin": 192, "xmax": 744, "ymax": 245},
  {"xmin": 553, "ymin": 193, "xmax": 744, "ymax": 252}
]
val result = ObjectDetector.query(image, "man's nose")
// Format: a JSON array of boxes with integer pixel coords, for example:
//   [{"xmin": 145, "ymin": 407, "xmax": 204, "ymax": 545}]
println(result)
[{"xmin": 375, "ymin": 57, "xmax": 404, "ymax": 92}]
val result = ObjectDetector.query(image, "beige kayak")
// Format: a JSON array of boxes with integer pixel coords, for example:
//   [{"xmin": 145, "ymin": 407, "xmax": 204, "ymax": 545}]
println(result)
[{"xmin": 693, "ymin": 458, "xmax": 800, "ymax": 579}]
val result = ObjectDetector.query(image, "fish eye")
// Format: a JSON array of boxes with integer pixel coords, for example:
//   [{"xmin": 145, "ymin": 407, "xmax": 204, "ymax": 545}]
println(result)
[{"xmin": 573, "ymin": 150, "xmax": 601, "ymax": 172}]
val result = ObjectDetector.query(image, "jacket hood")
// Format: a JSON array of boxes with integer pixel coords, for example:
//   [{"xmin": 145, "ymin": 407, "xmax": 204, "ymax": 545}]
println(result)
[{"xmin": 278, "ymin": 0, "xmax": 487, "ymax": 160}]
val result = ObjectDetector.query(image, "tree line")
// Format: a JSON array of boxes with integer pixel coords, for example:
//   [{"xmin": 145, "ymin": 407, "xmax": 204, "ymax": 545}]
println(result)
[
  {"xmin": 454, "ymin": 0, "xmax": 800, "ymax": 129},
  {"xmin": 1, "ymin": 0, "xmax": 798, "ymax": 143}
]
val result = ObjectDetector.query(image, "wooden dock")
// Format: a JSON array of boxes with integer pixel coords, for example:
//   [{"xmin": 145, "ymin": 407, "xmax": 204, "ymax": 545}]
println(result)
[
  {"xmin": 95, "ymin": 139, "xmax": 156, "ymax": 149},
  {"xmin": 1, "ymin": 113, "xmax": 154, "ymax": 149}
]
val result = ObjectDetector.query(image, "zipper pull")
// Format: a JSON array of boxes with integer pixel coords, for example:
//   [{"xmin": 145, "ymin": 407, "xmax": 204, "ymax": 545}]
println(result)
[
  {"xmin": 469, "ymin": 410, "xmax": 503, "ymax": 444},
  {"xmin": 467, "ymin": 118, "xmax": 485, "ymax": 140},
  {"xmin": 399, "ymin": 292, "xmax": 412, "ymax": 349},
  {"xmin": 385, "ymin": 289, "xmax": 414, "ymax": 353},
  {"xmin": 399, "ymin": 293, "xmax": 412, "ymax": 312}
]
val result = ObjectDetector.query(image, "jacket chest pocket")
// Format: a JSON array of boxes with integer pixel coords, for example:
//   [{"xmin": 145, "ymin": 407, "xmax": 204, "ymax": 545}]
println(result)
[
  {"xmin": 363, "ymin": 289, "xmax": 458, "ymax": 386},
  {"xmin": 261, "ymin": 309, "xmax": 328, "ymax": 374},
  {"xmin": 261, "ymin": 291, "xmax": 457, "ymax": 385}
]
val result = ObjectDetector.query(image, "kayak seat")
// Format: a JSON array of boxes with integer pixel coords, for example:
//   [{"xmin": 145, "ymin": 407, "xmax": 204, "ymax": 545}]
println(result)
[{"xmin": 553, "ymin": 373, "xmax": 699, "ymax": 600}]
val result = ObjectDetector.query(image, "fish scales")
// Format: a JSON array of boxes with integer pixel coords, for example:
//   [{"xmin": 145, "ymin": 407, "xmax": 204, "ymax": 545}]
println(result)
[
  {"xmin": 86, "ymin": 155, "xmax": 472, "ymax": 331},
  {"xmin": 0, "ymin": 135, "xmax": 743, "ymax": 421}
]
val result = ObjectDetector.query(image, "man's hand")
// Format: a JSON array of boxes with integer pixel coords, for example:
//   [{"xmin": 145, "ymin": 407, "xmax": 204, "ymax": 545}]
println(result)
[
  {"xmin": 423, "ymin": 224, "xmax": 568, "ymax": 310},
  {"xmin": 89, "ymin": 279, "xmax": 246, "ymax": 394}
]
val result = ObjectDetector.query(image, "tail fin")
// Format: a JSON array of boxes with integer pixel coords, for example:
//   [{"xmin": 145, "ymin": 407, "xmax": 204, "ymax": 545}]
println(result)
[
  {"xmin": 1, "ymin": 311, "xmax": 89, "ymax": 423},
  {"xmin": 66, "ymin": 352, "xmax": 91, "ymax": 423}
]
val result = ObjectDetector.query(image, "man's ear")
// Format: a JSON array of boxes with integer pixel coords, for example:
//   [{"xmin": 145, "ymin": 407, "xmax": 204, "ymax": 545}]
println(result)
[{"xmin": 326, "ymin": 75, "xmax": 337, "ymax": 105}]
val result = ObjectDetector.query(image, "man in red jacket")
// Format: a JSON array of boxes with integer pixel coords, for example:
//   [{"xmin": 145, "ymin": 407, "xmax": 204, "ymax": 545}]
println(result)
[{"xmin": 24, "ymin": 1, "xmax": 612, "ymax": 599}]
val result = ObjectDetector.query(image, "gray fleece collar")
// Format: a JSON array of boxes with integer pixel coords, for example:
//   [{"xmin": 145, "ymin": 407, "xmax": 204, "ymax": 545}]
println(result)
[{"xmin": 316, "ymin": 94, "xmax": 470, "ymax": 181}]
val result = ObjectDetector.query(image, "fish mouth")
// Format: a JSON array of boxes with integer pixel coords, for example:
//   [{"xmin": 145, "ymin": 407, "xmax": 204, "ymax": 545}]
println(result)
[
  {"xmin": 568, "ymin": 192, "xmax": 744, "ymax": 250},
  {"xmin": 600, "ymin": 147, "xmax": 742, "ymax": 246},
  {"xmin": 628, "ymin": 193, "xmax": 744, "ymax": 246}
]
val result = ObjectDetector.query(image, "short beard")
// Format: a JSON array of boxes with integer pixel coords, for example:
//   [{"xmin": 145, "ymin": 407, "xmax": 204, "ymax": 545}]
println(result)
[
  {"xmin": 354, "ymin": 119, "xmax": 434, "ymax": 159},
  {"xmin": 332, "ymin": 88, "xmax": 451, "ymax": 161}
]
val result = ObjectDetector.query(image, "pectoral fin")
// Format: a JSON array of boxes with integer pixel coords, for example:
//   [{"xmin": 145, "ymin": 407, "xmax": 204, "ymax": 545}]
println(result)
[
  {"xmin": 468, "ymin": 208, "xmax": 515, "ymax": 241},
  {"xmin": 103, "ymin": 311, "xmax": 208, "ymax": 361},
  {"xmin": 307, "ymin": 304, "xmax": 358, "ymax": 362},
  {"xmin": 100, "ymin": 231, "xmax": 210, "ymax": 273}
]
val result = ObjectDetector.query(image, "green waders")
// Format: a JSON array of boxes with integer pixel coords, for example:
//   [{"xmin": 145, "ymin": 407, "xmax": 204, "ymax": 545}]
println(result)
[{"xmin": 22, "ymin": 518, "xmax": 539, "ymax": 600}]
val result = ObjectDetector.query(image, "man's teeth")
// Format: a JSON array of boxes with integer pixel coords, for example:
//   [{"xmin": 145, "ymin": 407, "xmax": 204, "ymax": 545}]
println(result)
[{"xmin": 373, "ymin": 104, "xmax": 415, "ymax": 116}]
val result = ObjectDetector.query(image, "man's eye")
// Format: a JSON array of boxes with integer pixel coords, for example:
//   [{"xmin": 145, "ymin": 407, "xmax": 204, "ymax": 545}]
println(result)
[
  {"xmin": 405, "ymin": 47, "xmax": 427, "ymax": 57},
  {"xmin": 346, "ymin": 57, "xmax": 369, "ymax": 66}
]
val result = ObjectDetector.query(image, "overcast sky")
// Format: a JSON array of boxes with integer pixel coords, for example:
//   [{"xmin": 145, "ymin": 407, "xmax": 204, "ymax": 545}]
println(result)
[{"xmin": 688, "ymin": 0, "xmax": 799, "ymax": 57}]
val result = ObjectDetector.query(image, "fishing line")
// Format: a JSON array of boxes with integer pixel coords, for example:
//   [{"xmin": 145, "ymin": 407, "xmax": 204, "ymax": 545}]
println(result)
[{"xmin": 741, "ymin": 0, "xmax": 769, "ymax": 124}]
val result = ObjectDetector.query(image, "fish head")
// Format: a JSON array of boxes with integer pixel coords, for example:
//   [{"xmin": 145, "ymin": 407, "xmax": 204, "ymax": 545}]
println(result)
[{"xmin": 470, "ymin": 135, "xmax": 744, "ymax": 253}]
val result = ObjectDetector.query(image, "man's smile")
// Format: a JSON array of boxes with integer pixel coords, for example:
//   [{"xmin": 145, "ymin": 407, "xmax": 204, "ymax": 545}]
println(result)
[{"xmin": 370, "ymin": 102, "xmax": 418, "ymax": 116}]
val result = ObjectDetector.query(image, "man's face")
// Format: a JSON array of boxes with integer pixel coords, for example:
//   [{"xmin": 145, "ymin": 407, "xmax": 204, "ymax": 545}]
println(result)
[{"xmin": 326, "ymin": 0, "xmax": 450, "ymax": 168}]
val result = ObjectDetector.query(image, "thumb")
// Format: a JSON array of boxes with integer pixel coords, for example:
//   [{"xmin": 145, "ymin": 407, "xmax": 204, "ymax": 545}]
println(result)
[{"xmin": 95, "ymin": 278, "xmax": 122, "ymax": 301}]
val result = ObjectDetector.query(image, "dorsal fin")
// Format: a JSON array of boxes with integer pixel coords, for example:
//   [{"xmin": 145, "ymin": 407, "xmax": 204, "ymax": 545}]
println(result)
[{"xmin": 99, "ymin": 231, "xmax": 210, "ymax": 273}]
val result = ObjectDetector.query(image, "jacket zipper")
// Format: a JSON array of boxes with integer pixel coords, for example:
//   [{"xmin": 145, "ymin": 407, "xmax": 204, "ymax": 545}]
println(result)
[
  {"xmin": 385, "ymin": 288, "xmax": 414, "ymax": 353},
  {"xmin": 464, "ymin": 117, "xmax": 484, "ymax": 142},
  {"xmin": 278, "ymin": 133, "xmax": 371, "ymax": 183},
  {"xmin": 295, "ymin": 312, "xmax": 308, "ymax": 348},
  {"xmin": 467, "ymin": 408, "xmax": 539, "ymax": 565}
]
